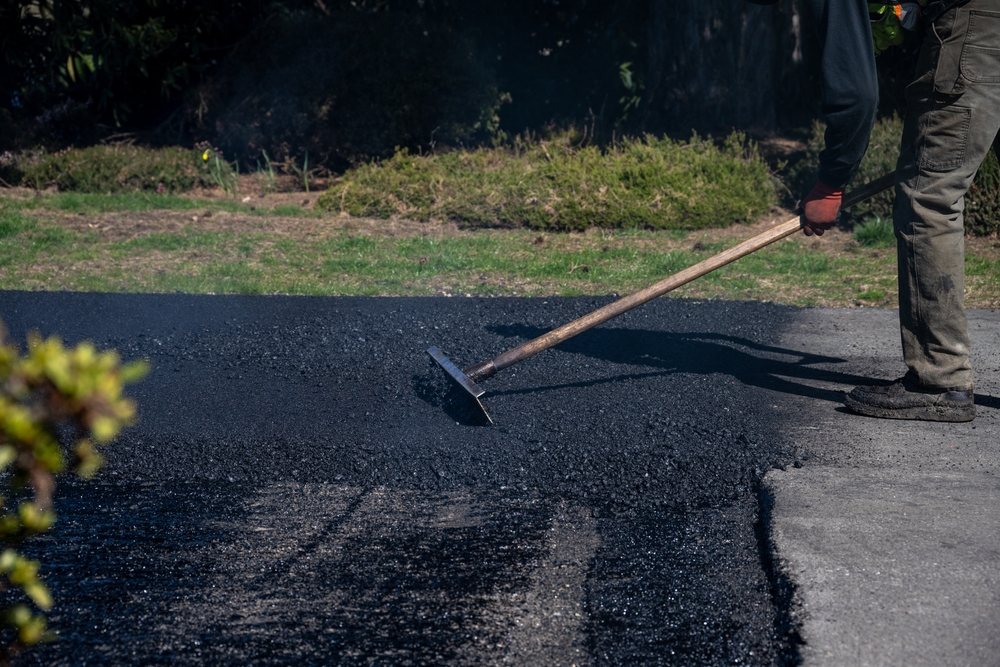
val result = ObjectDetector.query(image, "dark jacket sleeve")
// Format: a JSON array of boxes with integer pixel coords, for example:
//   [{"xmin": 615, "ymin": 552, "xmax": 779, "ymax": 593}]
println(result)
[{"xmin": 800, "ymin": 0, "xmax": 879, "ymax": 189}]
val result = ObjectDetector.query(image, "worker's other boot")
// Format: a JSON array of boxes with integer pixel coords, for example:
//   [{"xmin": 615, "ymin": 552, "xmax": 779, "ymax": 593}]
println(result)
[{"xmin": 844, "ymin": 376, "xmax": 975, "ymax": 422}]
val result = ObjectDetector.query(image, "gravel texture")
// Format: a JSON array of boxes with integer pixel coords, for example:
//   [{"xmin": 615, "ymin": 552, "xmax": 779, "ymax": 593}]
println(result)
[{"xmin": 1, "ymin": 292, "xmax": 799, "ymax": 666}]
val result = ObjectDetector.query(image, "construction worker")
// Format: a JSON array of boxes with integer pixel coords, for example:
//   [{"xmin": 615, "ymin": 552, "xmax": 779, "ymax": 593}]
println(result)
[{"xmin": 772, "ymin": 0, "xmax": 998, "ymax": 422}]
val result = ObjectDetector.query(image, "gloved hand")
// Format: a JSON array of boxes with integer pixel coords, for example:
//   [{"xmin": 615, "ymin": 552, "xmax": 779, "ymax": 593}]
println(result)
[{"xmin": 799, "ymin": 181, "xmax": 844, "ymax": 237}]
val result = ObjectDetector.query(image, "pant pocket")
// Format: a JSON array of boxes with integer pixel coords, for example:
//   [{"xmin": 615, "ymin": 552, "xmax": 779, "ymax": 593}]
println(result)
[
  {"xmin": 917, "ymin": 106, "xmax": 971, "ymax": 172},
  {"xmin": 961, "ymin": 11, "xmax": 1000, "ymax": 83},
  {"xmin": 933, "ymin": 8, "xmax": 967, "ymax": 95}
]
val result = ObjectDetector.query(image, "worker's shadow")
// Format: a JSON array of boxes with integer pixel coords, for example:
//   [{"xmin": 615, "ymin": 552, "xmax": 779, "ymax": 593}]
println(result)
[{"xmin": 485, "ymin": 324, "xmax": 1000, "ymax": 411}]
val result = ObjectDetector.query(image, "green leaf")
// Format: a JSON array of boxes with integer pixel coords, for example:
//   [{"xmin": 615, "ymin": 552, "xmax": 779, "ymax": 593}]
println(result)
[
  {"xmin": 618, "ymin": 62, "xmax": 633, "ymax": 90},
  {"xmin": 0, "ymin": 549, "xmax": 17, "ymax": 572},
  {"xmin": 0, "ymin": 446, "xmax": 16, "ymax": 471},
  {"xmin": 6, "ymin": 604, "xmax": 30, "ymax": 627},
  {"xmin": 18, "ymin": 614, "xmax": 48, "ymax": 644},
  {"xmin": 23, "ymin": 582, "xmax": 52, "ymax": 611},
  {"xmin": 121, "ymin": 359, "xmax": 150, "ymax": 383}
]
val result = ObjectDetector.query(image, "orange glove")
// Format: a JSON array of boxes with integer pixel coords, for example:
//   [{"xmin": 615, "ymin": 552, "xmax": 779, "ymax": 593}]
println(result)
[{"xmin": 800, "ymin": 181, "xmax": 844, "ymax": 236}]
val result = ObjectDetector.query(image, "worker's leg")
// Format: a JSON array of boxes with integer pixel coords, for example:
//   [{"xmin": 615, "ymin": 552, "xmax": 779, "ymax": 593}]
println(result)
[
  {"xmin": 895, "ymin": 0, "xmax": 1000, "ymax": 392},
  {"xmin": 845, "ymin": 1, "xmax": 999, "ymax": 421}
]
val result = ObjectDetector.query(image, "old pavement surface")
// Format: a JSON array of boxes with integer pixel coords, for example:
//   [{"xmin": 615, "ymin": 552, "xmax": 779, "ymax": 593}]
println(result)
[{"xmin": 765, "ymin": 308, "xmax": 1000, "ymax": 667}]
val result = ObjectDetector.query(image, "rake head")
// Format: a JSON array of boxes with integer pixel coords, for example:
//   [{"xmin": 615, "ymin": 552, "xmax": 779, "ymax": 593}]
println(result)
[{"xmin": 427, "ymin": 346, "xmax": 493, "ymax": 425}]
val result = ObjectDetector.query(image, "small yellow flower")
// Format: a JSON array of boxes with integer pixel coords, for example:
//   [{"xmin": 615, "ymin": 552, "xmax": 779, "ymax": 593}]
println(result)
[{"xmin": 202, "ymin": 151, "xmax": 210, "ymax": 161}]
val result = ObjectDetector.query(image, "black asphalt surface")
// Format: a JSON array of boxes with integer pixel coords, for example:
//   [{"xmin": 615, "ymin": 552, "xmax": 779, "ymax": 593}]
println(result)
[{"xmin": 0, "ymin": 292, "xmax": 802, "ymax": 666}]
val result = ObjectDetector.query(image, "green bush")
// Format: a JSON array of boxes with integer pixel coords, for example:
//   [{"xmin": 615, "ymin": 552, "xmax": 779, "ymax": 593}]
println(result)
[
  {"xmin": 786, "ymin": 116, "xmax": 1000, "ymax": 235},
  {"xmin": 3, "ymin": 145, "xmax": 221, "ymax": 193},
  {"xmin": 318, "ymin": 132, "xmax": 774, "ymax": 231}
]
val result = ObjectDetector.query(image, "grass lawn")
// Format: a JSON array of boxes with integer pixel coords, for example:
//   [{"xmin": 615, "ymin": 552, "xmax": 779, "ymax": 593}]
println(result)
[{"xmin": 2, "ymin": 189, "xmax": 999, "ymax": 308}]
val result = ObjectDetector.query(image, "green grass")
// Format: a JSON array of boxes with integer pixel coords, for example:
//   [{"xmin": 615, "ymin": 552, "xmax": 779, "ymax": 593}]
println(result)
[
  {"xmin": 1, "ymin": 192, "xmax": 247, "ymax": 222},
  {"xmin": 0, "ymin": 213, "xmax": 913, "ymax": 305},
  {"xmin": 263, "ymin": 205, "xmax": 319, "ymax": 217},
  {"xmin": 0, "ymin": 214, "xmax": 34, "ymax": 239},
  {"xmin": 47, "ymin": 192, "xmax": 201, "ymax": 214},
  {"xmin": 6, "ymin": 192, "xmax": 327, "ymax": 219},
  {"xmin": 3, "ymin": 186, "xmax": 999, "ymax": 308},
  {"xmin": 117, "ymin": 231, "xmax": 232, "ymax": 253},
  {"xmin": 14, "ymin": 192, "xmax": 254, "ymax": 216},
  {"xmin": 854, "ymin": 216, "xmax": 896, "ymax": 248},
  {"xmin": 857, "ymin": 289, "xmax": 886, "ymax": 301}
]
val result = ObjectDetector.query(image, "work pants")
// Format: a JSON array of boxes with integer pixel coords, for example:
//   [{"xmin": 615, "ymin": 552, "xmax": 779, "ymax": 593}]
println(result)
[{"xmin": 894, "ymin": 0, "xmax": 1000, "ymax": 391}]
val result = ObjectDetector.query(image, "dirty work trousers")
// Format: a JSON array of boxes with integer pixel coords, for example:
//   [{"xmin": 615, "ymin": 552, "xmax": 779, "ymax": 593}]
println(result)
[{"xmin": 894, "ymin": 0, "xmax": 1000, "ymax": 391}]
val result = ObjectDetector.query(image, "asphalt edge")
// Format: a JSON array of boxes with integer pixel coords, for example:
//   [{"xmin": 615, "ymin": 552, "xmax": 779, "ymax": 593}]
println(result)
[{"xmin": 754, "ymin": 476, "xmax": 804, "ymax": 666}]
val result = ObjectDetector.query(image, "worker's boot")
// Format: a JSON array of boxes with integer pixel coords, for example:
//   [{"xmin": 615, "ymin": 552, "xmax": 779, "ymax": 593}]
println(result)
[{"xmin": 844, "ymin": 376, "xmax": 974, "ymax": 422}]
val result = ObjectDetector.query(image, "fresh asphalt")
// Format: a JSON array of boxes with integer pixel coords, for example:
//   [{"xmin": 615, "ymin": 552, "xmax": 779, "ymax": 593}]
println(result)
[{"xmin": 0, "ymin": 292, "xmax": 996, "ymax": 665}]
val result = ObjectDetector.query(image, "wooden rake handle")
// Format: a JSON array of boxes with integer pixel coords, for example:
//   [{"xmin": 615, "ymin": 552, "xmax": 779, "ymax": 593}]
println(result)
[{"xmin": 464, "ymin": 171, "xmax": 896, "ymax": 382}]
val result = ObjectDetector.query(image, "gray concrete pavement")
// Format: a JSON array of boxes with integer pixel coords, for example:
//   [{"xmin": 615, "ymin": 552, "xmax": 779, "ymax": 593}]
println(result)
[{"xmin": 765, "ymin": 308, "xmax": 1000, "ymax": 667}]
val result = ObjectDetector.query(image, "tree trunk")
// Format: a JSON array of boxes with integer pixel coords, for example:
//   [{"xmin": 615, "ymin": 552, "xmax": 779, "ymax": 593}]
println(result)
[{"xmin": 639, "ymin": 0, "xmax": 815, "ymax": 135}]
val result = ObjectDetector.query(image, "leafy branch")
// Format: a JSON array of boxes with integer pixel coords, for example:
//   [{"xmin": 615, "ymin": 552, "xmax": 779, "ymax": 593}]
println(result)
[{"xmin": 0, "ymin": 325, "xmax": 146, "ymax": 666}]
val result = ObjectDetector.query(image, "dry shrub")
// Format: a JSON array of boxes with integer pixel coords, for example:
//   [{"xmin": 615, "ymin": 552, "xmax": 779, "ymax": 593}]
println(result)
[
  {"xmin": 319, "ymin": 132, "xmax": 774, "ymax": 231},
  {"xmin": 6, "ymin": 145, "xmax": 216, "ymax": 193}
]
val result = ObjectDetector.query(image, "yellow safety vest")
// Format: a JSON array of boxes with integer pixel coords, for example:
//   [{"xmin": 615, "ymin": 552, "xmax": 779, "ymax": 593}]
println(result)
[
  {"xmin": 870, "ymin": 0, "xmax": 971, "ymax": 54},
  {"xmin": 869, "ymin": 2, "xmax": 927, "ymax": 54}
]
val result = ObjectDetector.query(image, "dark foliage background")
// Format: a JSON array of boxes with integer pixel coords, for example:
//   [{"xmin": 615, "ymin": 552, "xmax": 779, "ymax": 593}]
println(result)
[
  {"xmin": 191, "ymin": 9, "xmax": 504, "ymax": 170},
  {"xmin": 0, "ymin": 0, "xmax": 294, "ymax": 144},
  {"xmin": 0, "ymin": 0, "xmax": 648, "ymax": 164},
  {"xmin": 0, "ymin": 1, "xmax": 955, "ymax": 170}
]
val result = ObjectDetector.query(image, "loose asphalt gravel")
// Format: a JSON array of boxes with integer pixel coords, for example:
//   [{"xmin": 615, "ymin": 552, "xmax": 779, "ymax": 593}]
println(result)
[{"xmin": 1, "ymin": 292, "xmax": 806, "ymax": 666}]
